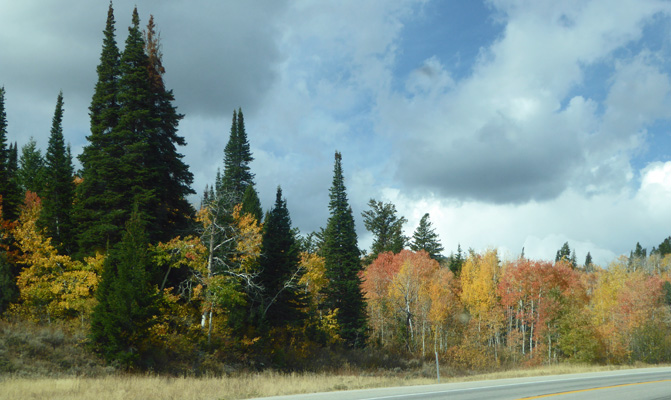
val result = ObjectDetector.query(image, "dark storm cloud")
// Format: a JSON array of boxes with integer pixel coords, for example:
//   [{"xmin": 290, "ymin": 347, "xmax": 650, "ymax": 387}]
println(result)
[
  {"xmin": 394, "ymin": 115, "xmax": 582, "ymax": 204},
  {"xmin": 0, "ymin": 1, "xmax": 286, "ymax": 143},
  {"xmin": 154, "ymin": 1, "xmax": 287, "ymax": 117}
]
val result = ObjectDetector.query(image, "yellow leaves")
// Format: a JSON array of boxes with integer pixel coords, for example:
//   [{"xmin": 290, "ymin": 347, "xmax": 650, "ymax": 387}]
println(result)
[
  {"xmin": 298, "ymin": 252, "xmax": 327, "ymax": 304},
  {"xmin": 460, "ymin": 249, "xmax": 500, "ymax": 320},
  {"xmin": 153, "ymin": 235, "xmax": 207, "ymax": 277},
  {"xmin": 11, "ymin": 193, "xmax": 102, "ymax": 323},
  {"xmin": 232, "ymin": 204, "xmax": 262, "ymax": 273}
]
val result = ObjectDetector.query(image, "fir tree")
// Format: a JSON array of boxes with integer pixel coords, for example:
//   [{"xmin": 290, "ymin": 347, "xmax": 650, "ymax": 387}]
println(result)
[
  {"xmin": 555, "ymin": 242, "xmax": 571, "ymax": 263},
  {"xmin": 89, "ymin": 205, "xmax": 158, "ymax": 368},
  {"xmin": 75, "ymin": 2, "xmax": 122, "ymax": 256},
  {"xmin": 655, "ymin": 236, "xmax": 671, "ymax": 257},
  {"xmin": 409, "ymin": 213, "xmax": 444, "ymax": 261},
  {"xmin": 322, "ymin": 151, "xmax": 367, "ymax": 347},
  {"xmin": 220, "ymin": 108, "xmax": 254, "ymax": 204},
  {"xmin": 42, "ymin": 92, "xmax": 76, "ymax": 254},
  {"xmin": 241, "ymin": 184, "xmax": 263, "ymax": 223},
  {"xmin": 584, "ymin": 252, "xmax": 593, "ymax": 271},
  {"xmin": 362, "ymin": 199, "xmax": 407, "ymax": 263},
  {"xmin": 18, "ymin": 138, "xmax": 45, "ymax": 195},
  {"xmin": 77, "ymin": 7, "xmax": 194, "ymax": 256},
  {"xmin": 447, "ymin": 244, "xmax": 465, "ymax": 276},
  {"xmin": 0, "ymin": 88, "xmax": 20, "ymax": 221},
  {"xmin": 5, "ymin": 143, "xmax": 20, "ymax": 221},
  {"xmin": 0, "ymin": 252, "xmax": 18, "ymax": 315},
  {"xmin": 257, "ymin": 187, "xmax": 305, "ymax": 328},
  {"xmin": 143, "ymin": 14, "xmax": 194, "ymax": 242}
]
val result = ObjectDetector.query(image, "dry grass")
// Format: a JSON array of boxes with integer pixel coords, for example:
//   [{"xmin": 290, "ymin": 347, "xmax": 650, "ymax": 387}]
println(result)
[
  {"xmin": 0, "ymin": 372, "xmax": 433, "ymax": 400},
  {"xmin": 1, "ymin": 363, "xmax": 666, "ymax": 400}
]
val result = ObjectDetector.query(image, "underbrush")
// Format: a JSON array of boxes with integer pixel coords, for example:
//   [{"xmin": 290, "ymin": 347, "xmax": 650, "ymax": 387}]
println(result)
[{"xmin": 0, "ymin": 320, "xmax": 109, "ymax": 377}]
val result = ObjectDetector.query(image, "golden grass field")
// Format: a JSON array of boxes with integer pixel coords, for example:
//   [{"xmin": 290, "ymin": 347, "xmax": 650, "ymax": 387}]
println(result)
[{"xmin": 0, "ymin": 363, "xmax": 655, "ymax": 400}]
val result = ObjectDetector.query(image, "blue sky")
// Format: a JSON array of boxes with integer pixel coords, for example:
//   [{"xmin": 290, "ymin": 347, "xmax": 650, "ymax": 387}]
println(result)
[{"xmin": 2, "ymin": 0, "xmax": 671, "ymax": 266}]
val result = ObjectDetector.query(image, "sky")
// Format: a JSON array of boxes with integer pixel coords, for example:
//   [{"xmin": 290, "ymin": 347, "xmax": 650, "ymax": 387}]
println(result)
[{"xmin": 2, "ymin": 0, "xmax": 671, "ymax": 266}]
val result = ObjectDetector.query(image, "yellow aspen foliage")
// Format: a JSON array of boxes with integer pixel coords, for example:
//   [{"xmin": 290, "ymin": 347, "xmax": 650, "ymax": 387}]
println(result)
[
  {"xmin": 460, "ymin": 249, "xmax": 501, "ymax": 325},
  {"xmin": 12, "ymin": 192, "xmax": 102, "ymax": 324},
  {"xmin": 298, "ymin": 252, "xmax": 327, "ymax": 305},
  {"xmin": 232, "ymin": 204, "xmax": 262, "ymax": 273}
]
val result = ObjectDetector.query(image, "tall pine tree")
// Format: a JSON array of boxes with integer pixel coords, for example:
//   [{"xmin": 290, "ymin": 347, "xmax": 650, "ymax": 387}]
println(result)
[
  {"xmin": 0, "ymin": 88, "xmax": 20, "ymax": 221},
  {"xmin": 410, "ymin": 213, "xmax": 444, "ymax": 261},
  {"xmin": 143, "ymin": 15, "xmax": 194, "ymax": 241},
  {"xmin": 257, "ymin": 187, "xmax": 306, "ymax": 328},
  {"xmin": 362, "ymin": 199, "xmax": 407, "ymax": 262},
  {"xmin": 18, "ymin": 138, "xmax": 45, "ymax": 195},
  {"xmin": 77, "ymin": 6, "xmax": 194, "ymax": 256},
  {"xmin": 89, "ymin": 205, "xmax": 158, "ymax": 368},
  {"xmin": 42, "ymin": 92, "xmax": 75, "ymax": 254},
  {"xmin": 322, "ymin": 151, "xmax": 367, "ymax": 347},
  {"xmin": 75, "ymin": 2, "xmax": 122, "ymax": 256},
  {"xmin": 220, "ymin": 108, "xmax": 254, "ymax": 204}
]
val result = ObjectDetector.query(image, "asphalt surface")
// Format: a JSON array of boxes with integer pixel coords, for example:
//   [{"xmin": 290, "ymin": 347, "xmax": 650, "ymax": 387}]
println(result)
[{"xmin": 248, "ymin": 367, "xmax": 671, "ymax": 400}]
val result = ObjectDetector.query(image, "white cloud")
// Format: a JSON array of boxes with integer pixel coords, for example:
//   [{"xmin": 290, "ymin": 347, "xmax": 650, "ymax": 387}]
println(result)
[{"xmin": 388, "ymin": 161, "xmax": 671, "ymax": 266}]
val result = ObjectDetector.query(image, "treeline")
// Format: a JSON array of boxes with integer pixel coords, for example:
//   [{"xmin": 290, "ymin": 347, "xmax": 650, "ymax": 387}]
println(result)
[
  {"xmin": 1, "ymin": 3, "xmax": 671, "ymax": 374},
  {"xmin": 362, "ymin": 248, "xmax": 671, "ymax": 368}
]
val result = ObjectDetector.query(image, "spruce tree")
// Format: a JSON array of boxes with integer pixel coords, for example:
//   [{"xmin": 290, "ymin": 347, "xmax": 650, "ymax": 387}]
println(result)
[
  {"xmin": 584, "ymin": 252, "xmax": 593, "ymax": 271},
  {"xmin": 362, "ymin": 199, "xmax": 407, "ymax": 263},
  {"xmin": 258, "ymin": 187, "xmax": 305, "ymax": 328},
  {"xmin": 0, "ymin": 88, "xmax": 20, "ymax": 221},
  {"xmin": 18, "ymin": 138, "xmax": 45, "ymax": 195},
  {"xmin": 42, "ymin": 92, "xmax": 76, "ymax": 254},
  {"xmin": 0, "ymin": 87, "xmax": 8, "ymax": 204},
  {"xmin": 75, "ymin": 2, "xmax": 122, "ymax": 256},
  {"xmin": 5, "ymin": 143, "xmax": 20, "ymax": 220},
  {"xmin": 0, "ymin": 252, "xmax": 18, "ymax": 315},
  {"xmin": 322, "ymin": 151, "xmax": 367, "ymax": 347},
  {"xmin": 447, "ymin": 244, "xmax": 464, "ymax": 276},
  {"xmin": 77, "ymin": 7, "xmax": 194, "ymax": 256},
  {"xmin": 143, "ymin": 15, "xmax": 194, "ymax": 242},
  {"xmin": 89, "ymin": 205, "xmax": 158, "ymax": 368},
  {"xmin": 220, "ymin": 108, "xmax": 254, "ymax": 204},
  {"xmin": 555, "ymin": 242, "xmax": 571, "ymax": 262},
  {"xmin": 241, "ymin": 184, "xmax": 263, "ymax": 223},
  {"xmin": 655, "ymin": 237, "xmax": 671, "ymax": 257},
  {"xmin": 410, "ymin": 213, "xmax": 444, "ymax": 260}
]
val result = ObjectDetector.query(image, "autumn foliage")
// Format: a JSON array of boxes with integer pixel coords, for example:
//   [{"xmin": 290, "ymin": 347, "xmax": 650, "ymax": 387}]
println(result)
[{"xmin": 361, "ymin": 248, "xmax": 671, "ymax": 370}]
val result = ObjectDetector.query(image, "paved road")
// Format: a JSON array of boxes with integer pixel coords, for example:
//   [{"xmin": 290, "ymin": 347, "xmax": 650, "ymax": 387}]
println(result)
[{"xmin": 249, "ymin": 367, "xmax": 671, "ymax": 400}]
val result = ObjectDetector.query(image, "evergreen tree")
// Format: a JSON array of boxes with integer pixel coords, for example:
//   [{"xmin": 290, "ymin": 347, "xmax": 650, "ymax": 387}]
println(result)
[
  {"xmin": 89, "ymin": 205, "xmax": 158, "ymax": 368},
  {"xmin": 75, "ymin": 2, "xmax": 122, "ymax": 256},
  {"xmin": 42, "ymin": 92, "xmax": 76, "ymax": 254},
  {"xmin": 555, "ymin": 242, "xmax": 571, "ymax": 263},
  {"xmin": 6, "ymin": 143, "xmax": 20, "ymax": 220},
  {"xmin": 0, "ymin": 88, "xmax": 20, "ymax": 221},
  {"xmin": 362, "ymin": 199, "xmax": 407, "ymax": 263},
  {"xmin": 0, "ymin": 251, "xmax": 18, "ymax": 315},
  {"xmin": 447, "ymin": 244, "xmax": 464, "ymax": 276},
  {"xmin": 628, "ymin": 242, "xmax": 647, "ymax": 272},
  {"xmin": 0, "ymin": 87, "xmax": 8, "ymax": 206},
  {"xmin": 409, "ymin": 213, "xmax": 444, "ymax": 261},
  {"xmin": 322, "ymin": 151, "xmax": 367, "ymax": 347},
  {"xmin": 584, "ymin": 252, "xmax": 593, "ymax": 271},
  {"xmin": 654, "ymin": 236, "xmax": 671, "ymax": 257},
  {"xmin": 257, "ymin": 187, "xmax": 305, "ymax": 328},
  {"xmin": 143, "ymin": 15, "xmax": 194, "ymax": 242},
  {"xmin": 112, "ymin": 7, "xmax": 156, "ymax": 227},
  {"xmin": 220, "ymin": 108, "xmax": 254, "ymax": 204},
  {"xmin": 18, "ymin": 138, "xmax": 45, "ymax": 195},
  {"xmin": 77, "ymin": 7, "xmax": 194, "ymax": 256},
  {"xmin": 241, "ymin": 184, "xmax": 263, "ymax": 223}
]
